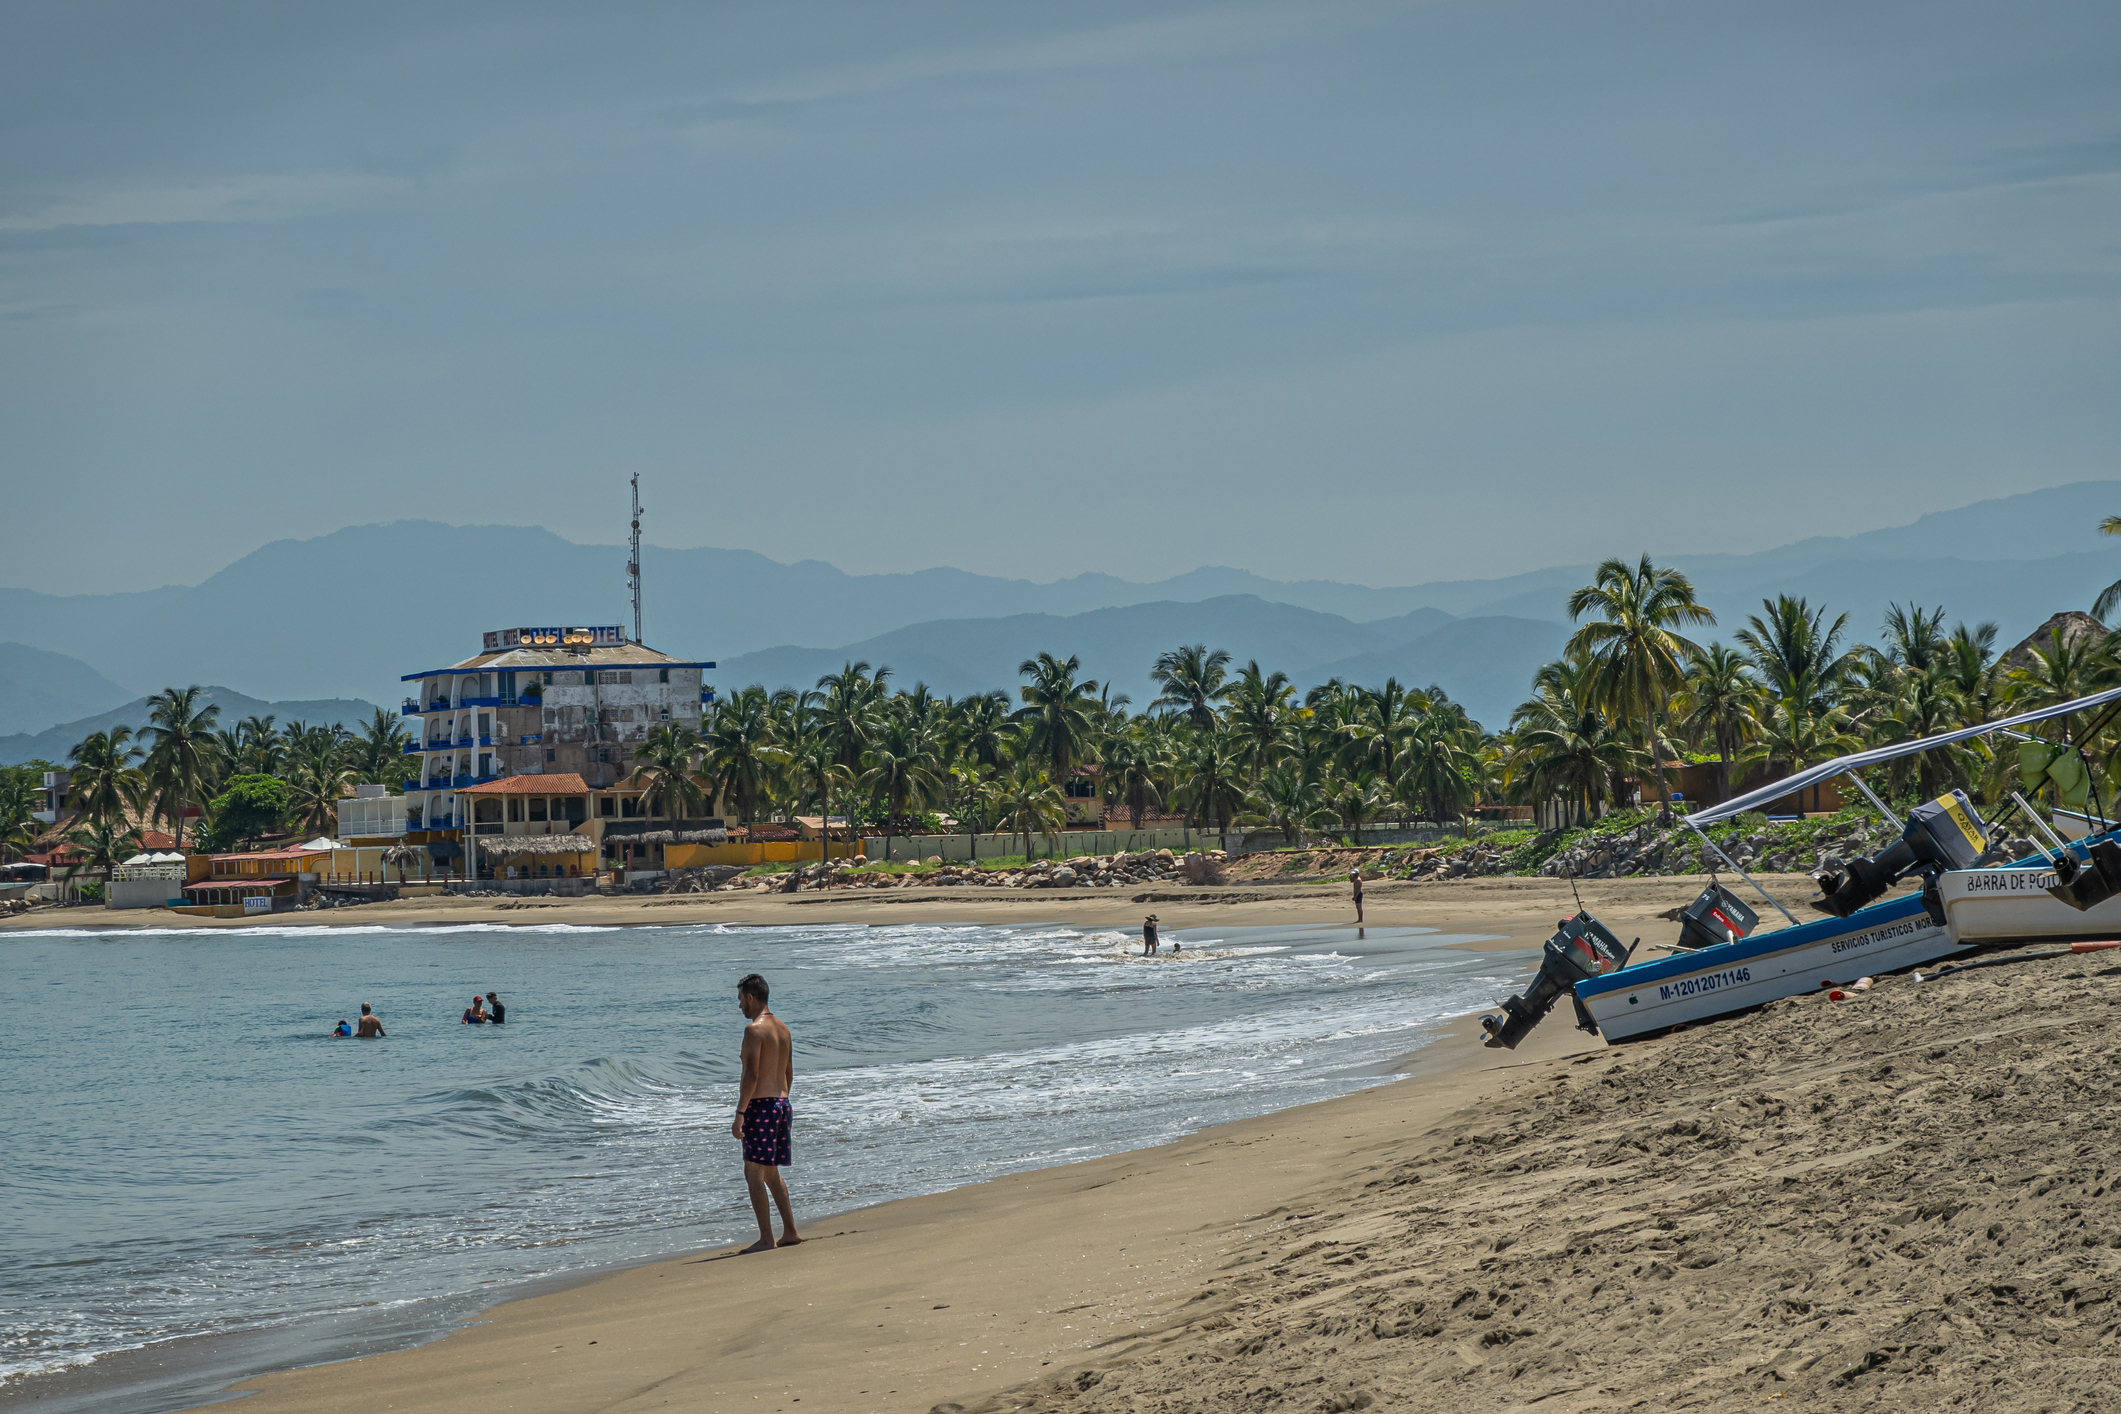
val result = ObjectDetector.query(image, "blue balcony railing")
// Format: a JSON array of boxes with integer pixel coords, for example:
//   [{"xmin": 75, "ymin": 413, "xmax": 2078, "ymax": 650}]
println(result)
[{"xmin": 456, "ymin": 736, "xmax": 473, "ymax": 747}]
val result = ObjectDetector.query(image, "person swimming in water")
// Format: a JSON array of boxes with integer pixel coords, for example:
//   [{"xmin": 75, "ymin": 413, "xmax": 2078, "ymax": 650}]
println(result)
[
  {"xmin": 333, "ymin": 1019, "xmax": 353, "ymax": 1037},
  {"xmin": 354, "ymin": 1003, "xmax": 385, "ymax": 1038},
  {"xmin": 461, "ymin": 996, "xmax": 488, "ymax": 1025}
]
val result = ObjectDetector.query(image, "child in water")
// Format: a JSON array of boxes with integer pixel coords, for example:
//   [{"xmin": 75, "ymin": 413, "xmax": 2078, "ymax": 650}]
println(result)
[{"xmin": 333, "ymin": 1019, "xmax": 353, "ymax": 1037}]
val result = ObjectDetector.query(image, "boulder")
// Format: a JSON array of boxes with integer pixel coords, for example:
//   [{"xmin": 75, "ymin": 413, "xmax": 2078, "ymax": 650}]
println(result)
[{"xmin": 1052, "ymin": 866, "xmax": 1077, "ymax": 886}]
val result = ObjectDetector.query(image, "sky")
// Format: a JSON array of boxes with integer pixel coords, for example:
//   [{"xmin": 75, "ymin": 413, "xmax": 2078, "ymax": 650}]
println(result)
[{"xmin": 3, "ymin": 1, "xmax": 2117, "ymax": 596}]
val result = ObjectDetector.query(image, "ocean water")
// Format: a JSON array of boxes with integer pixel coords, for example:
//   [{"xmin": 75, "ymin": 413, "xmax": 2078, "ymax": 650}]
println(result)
[{"xmin": 1, "ymin": 919, "xmax": 1525, "ymax": 1412}]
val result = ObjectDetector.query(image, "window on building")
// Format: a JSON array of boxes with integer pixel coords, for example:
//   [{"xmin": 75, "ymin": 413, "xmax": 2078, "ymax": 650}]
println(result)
[
  {"xmin": 545, "ymin": 748, "xmax": 556, "ymax": 763},
  {"xmin": 508, "ymin": 798, "xmax": 523, "ymax": 822},
  {"xmin": 658, "ymin": 668, "xmax": 669, "ymax": 683},
  {"xmin": 621, "ymin": 795, "xmax": 640, "ymax": 818},
  {"xmin": 528, "ymin": 798, "xmax": 548, "ymax": 822},
  {"xmin": 598, "ymin": 747, "xmax": 610, "ymax": 763},
  {"xmin": 599, "ymin": 797, "xmax": 615, "ymax": 818},
  {"xmin": 542, "ymin": 671, "xmax": 553, "ymax": 685},
  {"xmin": 620, "ymin": 671, "xmax": 632, "ymax": 685}
]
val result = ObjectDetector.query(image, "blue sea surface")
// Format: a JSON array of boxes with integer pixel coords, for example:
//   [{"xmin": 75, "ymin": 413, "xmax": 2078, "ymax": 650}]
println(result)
[{"xmin": 1, "ymin": 919, "xmax": 1522, "ymax": 1411}]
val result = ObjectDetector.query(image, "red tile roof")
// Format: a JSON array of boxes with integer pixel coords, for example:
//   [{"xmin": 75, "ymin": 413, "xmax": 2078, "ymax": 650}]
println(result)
[{"xmin": 456, "ymin": 773, "xmax": 591, "ymax": 796}]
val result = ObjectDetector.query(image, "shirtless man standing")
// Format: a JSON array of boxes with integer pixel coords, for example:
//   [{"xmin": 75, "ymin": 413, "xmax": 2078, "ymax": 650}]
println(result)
[
  {"xmin": 354, "ymin": 1003, "xmax": 386, "ymax": 1038},
  {"xmin": 733, "ymin": 973, "xmax": 801, "ymax": 1253}
]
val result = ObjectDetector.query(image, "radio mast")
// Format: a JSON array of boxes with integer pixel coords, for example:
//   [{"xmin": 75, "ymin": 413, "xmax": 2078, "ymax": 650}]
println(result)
[{"xmin": 627, "ymin": 473, "xmax": 644, "ymax": 645}]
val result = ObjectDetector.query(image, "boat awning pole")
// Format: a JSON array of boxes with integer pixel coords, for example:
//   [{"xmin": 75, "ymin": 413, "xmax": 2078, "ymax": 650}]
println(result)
[
  {"xmin": 1682, "ymin": 815, "xmax": 1799, "ymax": 925},
  {"xmin": 2010, "ymin": 791, "xmax": 2072, "ymax": 861},
  {"xmin": 1843, "ymin": 770, "xmax": 1904, "ymax": 833}
]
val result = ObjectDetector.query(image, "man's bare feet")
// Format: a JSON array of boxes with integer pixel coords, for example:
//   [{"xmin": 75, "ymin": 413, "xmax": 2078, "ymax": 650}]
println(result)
[
  {"xmin": 740, "ymin": 1238, "xmax": 776, "ymax": 1254},
  {"xmin": 776, "ymin": 1232, "xmax": 804, "ymax": 1247}
]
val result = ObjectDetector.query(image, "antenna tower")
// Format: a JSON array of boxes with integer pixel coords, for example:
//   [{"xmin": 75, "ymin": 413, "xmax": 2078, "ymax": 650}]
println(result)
[{"xmin": 627, "ymin": 473, "xmax": 644, "ymax": 645}]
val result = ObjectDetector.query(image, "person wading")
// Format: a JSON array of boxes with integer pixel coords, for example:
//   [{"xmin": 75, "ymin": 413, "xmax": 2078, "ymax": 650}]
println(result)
[{"xmin": 733, "ymin": 973, "xmax": 801, "ymax": 1253}]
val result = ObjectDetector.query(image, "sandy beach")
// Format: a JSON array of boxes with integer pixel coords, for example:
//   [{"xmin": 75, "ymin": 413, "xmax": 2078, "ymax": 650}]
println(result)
[
  {"xmin": 54, "ymin": 872, "xmax": 2098, "ymax": 1414},
  {"xmin": 0, "ymin": 872, "xmax": 1849, "ymax": 958}
]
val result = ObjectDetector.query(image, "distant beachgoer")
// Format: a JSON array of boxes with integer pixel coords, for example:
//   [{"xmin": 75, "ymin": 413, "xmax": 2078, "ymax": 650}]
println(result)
[
  {"xmin": 733, "ymin": 973, "xmax": 800, "ymax": 1253},
  {"xmin": 1169, "ymin": 941, "xmax": 1181, "ymax": 956},
  {"xmin": 462, "ymin": 996, "xmax": 487, "ymax": 1025},
  {"xmin": 1349, "ymin": 867, "xmax": 1364, "ymax": 924},
  {"xmin": 485, "ymin": 991, "xmax": 506, "ymax": 1025},
  {"xmin": 1143, "ymin": 915, "xmax": 1159, "ymax": 956},
  {"xmin": 355, "ymin": 1003, "xmax": 385, "ymax": 1038},
  {"xmin": 333, "ymin": 1019, "xmax": 353, "ymax": 1037}
]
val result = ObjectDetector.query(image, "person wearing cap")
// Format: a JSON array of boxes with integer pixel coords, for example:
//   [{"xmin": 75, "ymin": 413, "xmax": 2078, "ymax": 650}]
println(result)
[
  {"xmin": 1142, "ymin": 914, "xmax": 1159, "ymax": 956},
  {"xmin": 1349, "ymin": 866, "xmax": 1364, "ymax": 924},
  {"xmin": 461, "ymin": 995, "xmax": 488, "ymax": 1025}
]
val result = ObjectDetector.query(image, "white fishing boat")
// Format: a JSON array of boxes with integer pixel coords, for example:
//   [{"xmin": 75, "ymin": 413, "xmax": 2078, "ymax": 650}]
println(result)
[
  {"xmin": 1574, "ymin": 891, "xmax": 1961, "ymax": 1043},
  {"xmin": 1493, "ymin": 684, "xmax": 2121, "ymax": 1048}
]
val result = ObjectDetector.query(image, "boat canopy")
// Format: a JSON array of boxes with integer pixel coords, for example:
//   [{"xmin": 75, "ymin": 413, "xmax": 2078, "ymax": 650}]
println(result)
[{"xmin": 1686, "ymin": 684, "xmax": 2121, "ymax": 827}]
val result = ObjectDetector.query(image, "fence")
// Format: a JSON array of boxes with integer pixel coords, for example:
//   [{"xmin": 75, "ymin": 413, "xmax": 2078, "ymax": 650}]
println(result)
[{"xmin": 861, "ymin": 826, "xmax": 1219, "ymax": 864}]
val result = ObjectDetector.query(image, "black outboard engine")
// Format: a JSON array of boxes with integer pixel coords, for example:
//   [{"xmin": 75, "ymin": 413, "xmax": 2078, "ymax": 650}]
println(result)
[
  {"xmin": 2049, "ymin": 838, "xmax": 2121, "ymax": 912},
  {"xmin": 1812, "ymin": 790, "xmax": 1989, "ymax": 919},
  {"xmin": 1674, "ymin": 883, "xmax": 1758, "ymax": 951},
  {"xmin": 1481, "ymin": 912, "xmax": 1631, "ymax": 1049}
]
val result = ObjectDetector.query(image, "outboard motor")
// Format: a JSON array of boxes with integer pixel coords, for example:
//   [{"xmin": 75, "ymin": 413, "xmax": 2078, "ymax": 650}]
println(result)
[
  {"xmin": 1674, "ymin": 883, "xmax": 1758, "ymax": 951},
  {"xmin": 2048, "ymin": 838, "xmax": 2121, "ymax": 911},
  {"xmin": 1481, "ymin": 912, "xmax": 1631, "ymax": 1049},
  {"xmin": 1812, "ymin": 790, "xmax": 1989, "ymax": 919}
]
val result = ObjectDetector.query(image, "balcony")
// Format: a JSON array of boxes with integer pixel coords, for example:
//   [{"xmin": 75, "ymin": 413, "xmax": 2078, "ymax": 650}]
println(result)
[
  {"xmin": 456, "ymin": 736, "xmax": 474, "ymax": 747},
  {"xmin": 401, "ymin": 701, "xmax": 420, "ymax": 716},
  {"xmin": 461, "ymin": 695, "xmax": 532, "ymax": 708},
  {"xmin": 477, "ymin": 735, "xmax": 493, "ymax": 748},
  {"xmin": 700, "ymin": 689, "xmax": 716, "ymax": 704}
]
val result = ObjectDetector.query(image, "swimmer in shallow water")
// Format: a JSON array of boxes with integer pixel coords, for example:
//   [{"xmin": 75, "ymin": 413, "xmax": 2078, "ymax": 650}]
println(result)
[
  {"xmin": 355, "ymin": 1003, "xmax": 385, "ymax": 1038},
  {"xmin": 333, "ymin": 1019, "xmax": 352, "ymax": 1037}
]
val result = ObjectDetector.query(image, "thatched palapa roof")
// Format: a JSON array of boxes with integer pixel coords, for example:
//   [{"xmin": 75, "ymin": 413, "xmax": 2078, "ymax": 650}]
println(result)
[
  {"xmin": 622, "ymin": 828, "xmax": 728, "ymax": 846},
  {"xmin": 475, "ymin": 833, "xmax": 597, "ymax": 857}
]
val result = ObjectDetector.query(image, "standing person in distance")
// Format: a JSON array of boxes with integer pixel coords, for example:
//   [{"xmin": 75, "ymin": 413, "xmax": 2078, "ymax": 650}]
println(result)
[
  {"xmin": 1142, "ymin": 914, "xmax": 1159, "ymax": 956},
  {"xmin": 733, "ymin": 973, "xmax": 801, "ymax": 1253},
  {"xmin": 1349, "ymin": 866, "xmax": 1364, "ymax": 925}
]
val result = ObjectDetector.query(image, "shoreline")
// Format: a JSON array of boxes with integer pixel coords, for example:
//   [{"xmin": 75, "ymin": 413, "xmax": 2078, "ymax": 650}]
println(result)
[
  {"xmin": 165, "ymin": 1000, "xmax": 1595, "ymax": 1414},
  {"xmin": 8, "ymin": 994, "xmax": 1567, "ymax": 1414},
  {"xmin": 0, "ymin": 872, "xmax": 1830, "ymax": 958}
]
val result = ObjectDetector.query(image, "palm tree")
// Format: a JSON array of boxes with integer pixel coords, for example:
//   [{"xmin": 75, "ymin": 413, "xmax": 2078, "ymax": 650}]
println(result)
[
  {"xmin": 1100, "ymin": 726, "xmax": 1167, "ymax": 830},
  {"xmin": 1881, "ymin": 602, "xmax": 1949, "ymax": 673},
  {"xmin": 703, "ymin": 686, "xmax": 787, "ymax": 827},
  {"xmin": 2005, "ymin": 623, "xmax": 2118, "ymax": 744},
  {"xmin": 348, "ymin": 707, "xmax": 414, "ymax": 788},
  {"xmin": 1397, "ymin": 714, "xmax": 1478, "ymax": 827},
  {"xmin": 1736, "ymin": 595, "xmax": 1852, "ymax": 713},
  {"xmin": 995, "ymin": 760, "xmax": 1065, "ymax": 861},
  {"xmin": 1012, "ymin": 652, "xmax": 1100, "ymax": 784},
  {"xmin": 284, "ymin": 739, "xmax": 353, "ymax": 837},
  {"xmin": 64, "ymin": 817, "xmax": 144, "ymax": 895},
  {"xmin": 1670, "ymin": 643, "xmax": 1762, "ymax": 802},
  {"xmin": 1224, "ymin": 661, "xmax": 1294, "ymax": 782},
  {"xmin": 1868, "ymin": 665, "xmax": 1970, "ymax": 799},
  {"xmin": 66, "ymin": 727, "xmax": 144, "ymax": 828},
  {"xmin": 1744, "ymin": 698, "xmax": 1860, "ymax": 781},
  {"xmin": 813, "ymin": 662, "xmax": 889, "ymax": 774},
  {"xmin": 0, "ymin": 770, "xmax": 41, "ymax": 862},
  {"xmin": 953, "ymin": 691, "xmax": 1013, "ymax": 771},
  {"xmin": 1507, "ymin": 656, "xmax": 1641, "ymax": 825},
  {"xmin": 625, "ymin": 724, "xmax": 707, "ymax": 820},
  {"xmin": 1326, "ymin": 769, "xmax": 1391, "ymax": 845},
  {"xmin": 858, "ymin": 717, "xmax": 944, "ymax": 863},
  {"xmin": 2094, "ymin": 514, "xmax": 2121, "ymax": 621},
  {"xmin": 141, "ymin": 686, "xmax": 223, "ymax": 849},
  {"xmin": 1566, "ymin": 555, "xmax": 1714, "ymax": 819},
  {"xmin": 1171, "ymin": 731, "xmax": 1247, "ymax": 841},
  {"xmin": 1254, "ymin": 761, "xmax": 1329, "ymax": 845},
  {"xmin": 1150, "ymin": 644, "xmax": 1232, "ymax": 727},
  {"xmin": 236, "ymin": 715, "xmax": 284, "ymax": 776}
]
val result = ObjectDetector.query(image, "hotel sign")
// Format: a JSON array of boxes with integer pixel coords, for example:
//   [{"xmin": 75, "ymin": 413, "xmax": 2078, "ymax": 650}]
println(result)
[{"xmin": 484, "ymin": 626, "xmax": 626, "ymax": 651}]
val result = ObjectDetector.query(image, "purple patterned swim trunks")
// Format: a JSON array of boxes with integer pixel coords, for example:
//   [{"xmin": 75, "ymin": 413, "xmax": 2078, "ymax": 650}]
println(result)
[{"xmin": 742, "ymin": 1096, "xmax": 792, "ymax": 1167}]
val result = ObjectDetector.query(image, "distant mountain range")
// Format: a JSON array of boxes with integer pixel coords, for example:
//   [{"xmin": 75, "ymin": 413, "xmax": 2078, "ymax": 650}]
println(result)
[
  {"xmin": 0, "ymin": 480, "xmax": 2110, "ymax": 737},
  {"xmin": 715, "ymin": 598, "xmax": 1568, "ymax": 727},
  {"xmin": 0, "ymin": 686, "xmax": 385, "ymax": 768},
  {"xmin": 0, "ymin": 642, "xmax": 135, "ymax": 739}
]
